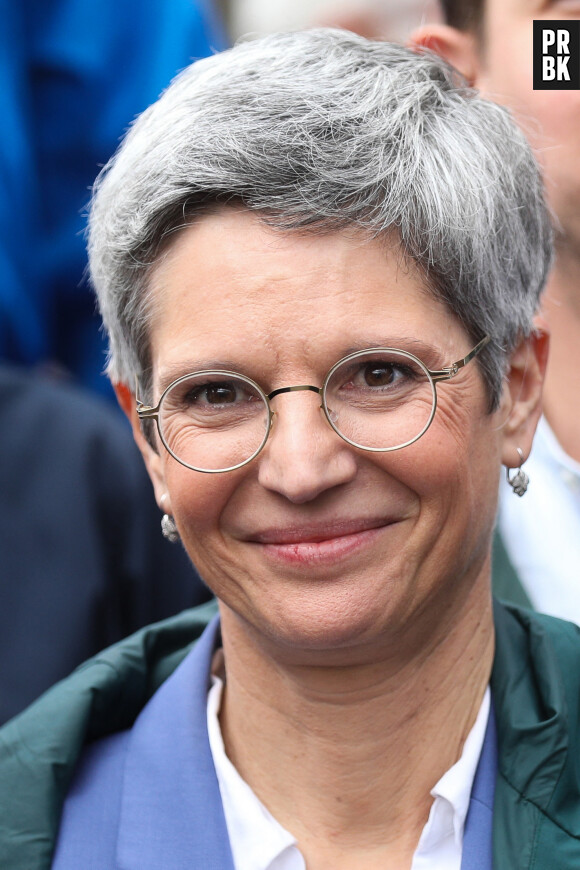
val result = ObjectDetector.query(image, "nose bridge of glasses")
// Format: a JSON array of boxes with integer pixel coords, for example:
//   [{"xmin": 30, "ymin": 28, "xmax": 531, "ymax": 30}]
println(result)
[
  {"xmin": 267, "ymin": 384, "xmax": 322, "ymax": 401},
  {"xmin": 265, "ymin": 383, "xmax": 340, "ymax": 458}
]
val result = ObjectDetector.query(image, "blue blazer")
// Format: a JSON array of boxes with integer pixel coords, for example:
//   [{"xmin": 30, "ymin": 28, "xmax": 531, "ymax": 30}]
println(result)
[{"xmin": 52, "ymin": 617, "xmax": 496, "ymax": 869}]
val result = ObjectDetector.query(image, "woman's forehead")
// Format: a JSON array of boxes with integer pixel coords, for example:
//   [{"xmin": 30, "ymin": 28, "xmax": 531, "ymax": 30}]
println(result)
[{"xmin": 147, "ymin": 207, "xmax": 465, "ymax": 379}]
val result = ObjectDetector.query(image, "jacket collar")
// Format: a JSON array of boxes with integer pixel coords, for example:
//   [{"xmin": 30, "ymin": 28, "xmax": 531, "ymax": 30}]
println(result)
[
  {"xmin": 492, "ymin": 602, "xmax": 569, "ymax": 805},
  {"xmin": 491, "ymin": 602, "xmax": 580, "ymax": 865},
  {"xmin": 117, "ymin": 615, "xmax": 235, "ymax": 870},
  {"xmin": 114, "ymin": 603, "xmax": 580, "ymax": 869}
]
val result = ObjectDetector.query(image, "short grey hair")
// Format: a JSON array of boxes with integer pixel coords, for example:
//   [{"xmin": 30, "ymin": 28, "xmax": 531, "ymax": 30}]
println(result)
[{"xmin": 89, "ymin": 28, "xmax": 552, "ymax": 408}]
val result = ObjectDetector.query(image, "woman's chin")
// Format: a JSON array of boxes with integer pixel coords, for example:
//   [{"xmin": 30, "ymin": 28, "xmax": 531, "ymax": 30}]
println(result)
[{"xmin": 227, "ymin": 582, "xmax": 409, "ymax": 660}]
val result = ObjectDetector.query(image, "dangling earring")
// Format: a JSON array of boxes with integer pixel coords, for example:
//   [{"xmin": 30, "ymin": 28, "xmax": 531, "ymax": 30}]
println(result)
[
  {"xmin": 161, "ymin": 513, "xmax": 180, "ymax": 543},
  {"xmin": 506, "ymin": 447, "xmax": 529, "ymax": 497}
]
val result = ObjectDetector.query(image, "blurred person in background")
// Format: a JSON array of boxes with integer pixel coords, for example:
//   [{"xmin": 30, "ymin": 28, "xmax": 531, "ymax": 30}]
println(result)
[
  {"xmin": 0, "ymin": 0, "xmax": 226, "ymax": 395},
  {"xmin": 412, "ymin": 1, "xmax": 580, "ymax": 623},
  {"xmin": 0, "ymin": 0, "xmax": 224, "ymax": 722},
  {"xmin": 0, "ymin": 362, "xmax": 212, "ymax": 725}
]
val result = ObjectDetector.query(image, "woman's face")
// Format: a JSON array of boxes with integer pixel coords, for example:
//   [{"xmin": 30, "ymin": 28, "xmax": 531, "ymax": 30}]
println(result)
[{"xmin": 133, "ymin": 207, "xmax": 533, "ymax": 656}]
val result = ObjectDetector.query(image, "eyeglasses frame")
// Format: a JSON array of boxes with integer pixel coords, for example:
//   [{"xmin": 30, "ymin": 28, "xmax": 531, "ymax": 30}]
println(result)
[{"xmin": 136, "ymin": 334, "xmax": 490, "ymax": 473}]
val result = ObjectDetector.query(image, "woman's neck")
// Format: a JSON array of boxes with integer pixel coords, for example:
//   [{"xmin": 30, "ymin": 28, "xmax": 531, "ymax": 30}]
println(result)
[{"xmin": 217, "ymin": 579, "xmax": 494, "ymax": 869}]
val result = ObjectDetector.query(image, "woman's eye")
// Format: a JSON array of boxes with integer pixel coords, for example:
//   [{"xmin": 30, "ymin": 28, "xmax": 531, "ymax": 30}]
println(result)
[
  {"xmin": 188, "ymin": 381, "xmax": 241, "ymax": 405},
  {"xmin": 203, "ymin": 383, "xmax": 238, "ymax": 404},
  {"xmin": 352, "ymin": 360, "xmax": 415, "ymax": 388},
  {"xmin": 362, "ymin": 363, "xmax": 398, "ymax": 387}
]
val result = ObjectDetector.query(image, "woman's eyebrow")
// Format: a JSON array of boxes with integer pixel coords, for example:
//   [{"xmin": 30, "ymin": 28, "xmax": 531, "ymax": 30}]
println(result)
[
  {"xmin": 157, "ymin": 359, "xmax": 248, "ymax": 391},
  {"xmin": 342, "ymin": 337, "xmax": 442, "ymax": 358}
]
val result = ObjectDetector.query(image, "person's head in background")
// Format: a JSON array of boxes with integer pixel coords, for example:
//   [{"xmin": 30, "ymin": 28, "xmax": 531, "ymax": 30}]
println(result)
[{"xmin": 413, "ymin": 0, "xmax": 580, "ymax": 463}]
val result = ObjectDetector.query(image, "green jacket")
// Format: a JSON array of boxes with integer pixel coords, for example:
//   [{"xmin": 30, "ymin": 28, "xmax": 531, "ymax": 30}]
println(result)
[
  {"xmin": 492, "ymin": 529, "xmax": 533, "ymax": 610},
  {"xmin": 1, "ymin": 598, "xmax": 579, "ymax": 868}
]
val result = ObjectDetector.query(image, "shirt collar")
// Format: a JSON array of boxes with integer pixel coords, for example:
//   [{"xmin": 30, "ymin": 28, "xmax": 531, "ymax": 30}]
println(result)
[{"xmin": 423, "ymin": 687, "xmax": 491, "ymax": 850}]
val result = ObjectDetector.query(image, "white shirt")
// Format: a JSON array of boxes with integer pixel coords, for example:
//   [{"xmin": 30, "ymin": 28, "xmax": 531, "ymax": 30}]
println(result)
[
  {"xmin": 207, "ymin": 670, "xmax": 490, "ymax": 870},
  {"xmin": 498, "ymin": 415, "xmax": 580, "ymax": 625}
]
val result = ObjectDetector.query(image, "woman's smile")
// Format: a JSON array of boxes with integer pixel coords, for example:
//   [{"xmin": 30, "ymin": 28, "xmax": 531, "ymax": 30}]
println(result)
[{"xmin": 245, "ymin": 518, "xmax": 400, "ymax": 567}]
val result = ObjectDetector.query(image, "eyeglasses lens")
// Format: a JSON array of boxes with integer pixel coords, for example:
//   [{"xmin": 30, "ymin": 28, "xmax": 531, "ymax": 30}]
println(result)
[
  {"xmin": 323, "ymin": 350, "xmax": 436, "ymax": 451},
  {"xmin": 158, "ymin": 373, "xmax": 270, "ymax": 472}
]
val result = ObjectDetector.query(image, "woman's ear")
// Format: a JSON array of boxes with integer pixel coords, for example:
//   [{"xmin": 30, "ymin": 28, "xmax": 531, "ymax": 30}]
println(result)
[
  {"xmin": 498, "ymin": 325, "xmax": 549, "ymax": 469},
  {"xmin": 114, "ymin": 381, "xmax": 169, "ymax": 509},
  {"xmin": 409, "ymin": 24, "xmax": 481, "ymax": 86}
]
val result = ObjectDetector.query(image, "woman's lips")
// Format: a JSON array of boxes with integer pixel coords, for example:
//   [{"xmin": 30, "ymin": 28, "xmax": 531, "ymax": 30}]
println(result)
[{"xmin": 247, "ymin": 519, "xmax": 396, "ymax": 566}]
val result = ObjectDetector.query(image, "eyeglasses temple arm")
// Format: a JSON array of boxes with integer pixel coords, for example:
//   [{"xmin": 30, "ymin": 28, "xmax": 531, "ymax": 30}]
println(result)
[
  {"xmin": 429, "ymin": 335, "xmax": 491, "ymax": 382},
  {"xmin": 135, "ymin": 376, "xmax": 160, "ymax": 419},
  {"xmin": 136, "ymin": 402, "xmax": 159, "ymax": 419}
]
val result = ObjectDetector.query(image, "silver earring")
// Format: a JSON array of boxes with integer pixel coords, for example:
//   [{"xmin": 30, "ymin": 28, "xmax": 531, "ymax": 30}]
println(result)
[
  {"xmin": 506, "ymin": 447, "xmax": 529, "ymax": 497},
  {"xmin": 161, "ymin": 513, "xmax": 180, "ymax": 543}
]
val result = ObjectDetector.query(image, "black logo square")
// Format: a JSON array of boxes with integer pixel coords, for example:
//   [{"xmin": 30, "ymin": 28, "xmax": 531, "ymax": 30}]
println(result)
[{"xmin": 533, "ymin": 20, "xmax": 580, "ymax": 89}]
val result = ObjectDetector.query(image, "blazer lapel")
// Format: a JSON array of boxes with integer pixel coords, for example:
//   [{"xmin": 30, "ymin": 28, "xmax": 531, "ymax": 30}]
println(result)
[
  {"xmin": 460, "ymin": 703, "xmax": 497, "ymax": 870},
  {"xmin": 117, "ymin": 615, "xmax": 235, "ymax": 870}
]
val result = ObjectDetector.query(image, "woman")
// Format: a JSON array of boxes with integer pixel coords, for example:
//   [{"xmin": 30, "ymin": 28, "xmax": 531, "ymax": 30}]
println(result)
[{"xmin": 2, "ymin": 29, "xmax": 579, "ymax": 870}]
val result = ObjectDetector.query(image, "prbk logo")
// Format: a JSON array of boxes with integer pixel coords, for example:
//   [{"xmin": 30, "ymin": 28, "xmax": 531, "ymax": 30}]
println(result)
[{"xmin": 533, "ymin": 20, "xmax": 580, "ymax": 89}]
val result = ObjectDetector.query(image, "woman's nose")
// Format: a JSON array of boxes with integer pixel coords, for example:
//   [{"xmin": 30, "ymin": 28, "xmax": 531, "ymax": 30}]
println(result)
[{"xmin": 257, "ymin": 391, "xmax": 358, "ymax": 503}]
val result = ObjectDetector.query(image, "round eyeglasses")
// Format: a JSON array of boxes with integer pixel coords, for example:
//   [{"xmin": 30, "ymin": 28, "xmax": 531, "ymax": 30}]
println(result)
[{"xmin": 136, "ymin": 336, "xmax": 490, "ymax": 473}]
